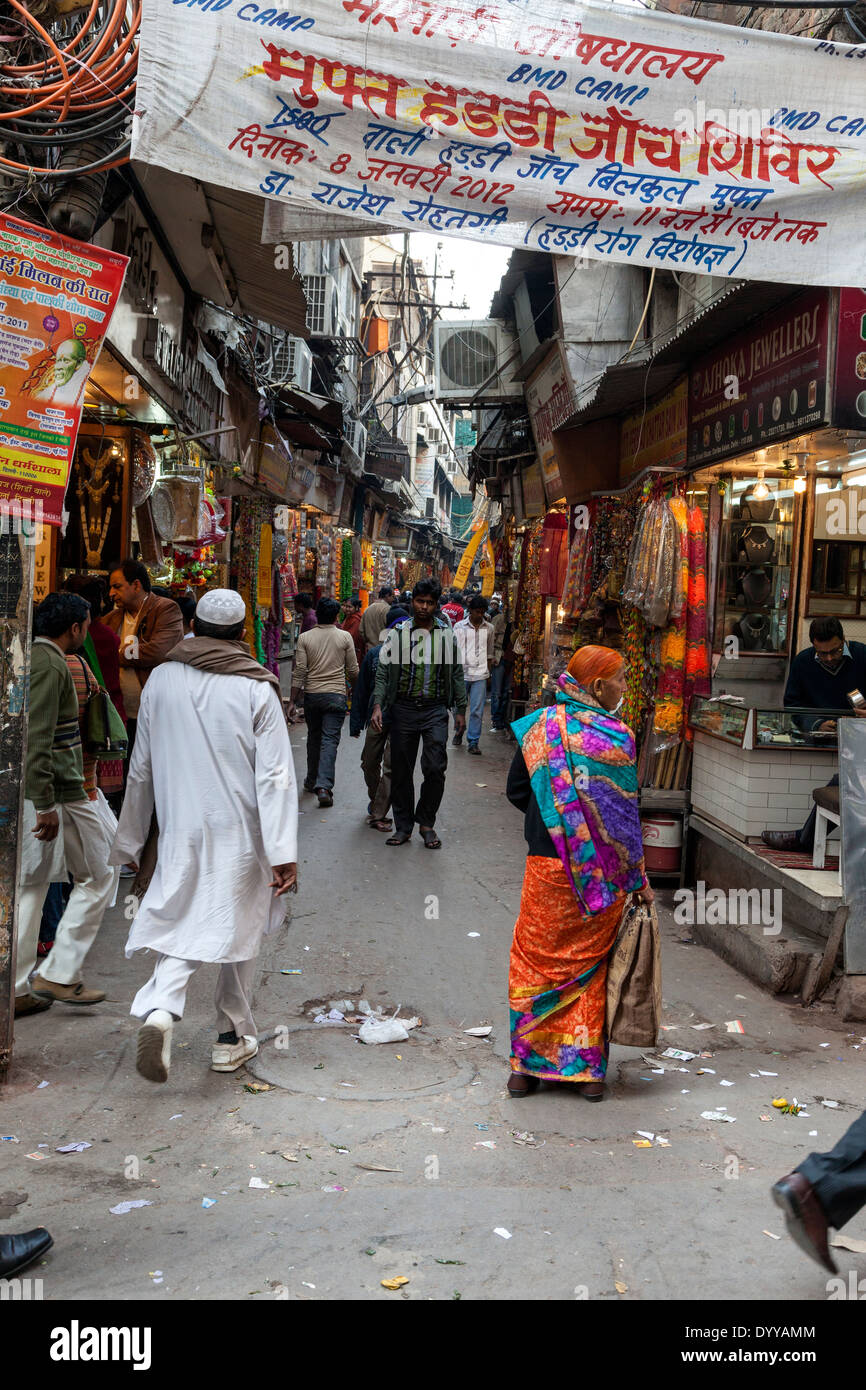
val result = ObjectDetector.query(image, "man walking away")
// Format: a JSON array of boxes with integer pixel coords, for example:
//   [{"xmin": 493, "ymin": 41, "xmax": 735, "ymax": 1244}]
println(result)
[
  {"xmin": 454, "ymin": 596, "xmax": 495, "ymax": 754},
  {"xmin": 290, "ymin": 596, "xmax": 358, "ymax": 807},
  {"xmin": 294, "ymin": 592, "xmax": 317, "ymax": 634},
  {"xmin": 105, "ymin": 560, "xmax": 183, "ymax": 770},
  {"xmin": 772, "ymin": 1111, "xmax": 866, "ymax": 1274},
  {"xmin": 111, "ymin": 589, "xmax": 298, "ymax": 1083},
  {"xmin": 371, "ymin": 579, "xmax": 467, "ymax": 849},
  {"xmin": 359, "ymin": 585, "xmax": 394, "ymax": 652},
  {"xmin": 350, "ymin": 604, "xmax": 409, "ymax": 831},
  {"xmin": 16, "ymin": 593, "xmax": 117, "ymax": 1015}
]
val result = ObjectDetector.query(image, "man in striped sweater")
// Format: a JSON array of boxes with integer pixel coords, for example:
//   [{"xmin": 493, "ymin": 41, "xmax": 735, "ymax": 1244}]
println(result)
[{"xmin": 15, "ymin": 592, "xmax": 116, "ymax": 1015}]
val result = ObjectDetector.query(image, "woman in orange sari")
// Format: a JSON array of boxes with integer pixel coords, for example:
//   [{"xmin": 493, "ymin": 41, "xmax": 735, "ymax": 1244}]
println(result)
[{"xmin": 506, "ymin": 646, "xmax": 653, "ymax": 1100}]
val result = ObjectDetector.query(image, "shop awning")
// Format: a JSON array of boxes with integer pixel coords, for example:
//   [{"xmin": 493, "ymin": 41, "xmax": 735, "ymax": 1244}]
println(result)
[
  {"xmin": 277, "ymin": 387, "xmax": 344, "ymax": 429},
  {"xmin": 556, "ymin": 280, "xmax": 805, "ymax": 433},
  {"xmin": 130, "ymin": 165, "xmax": 311, "ymax": 336},
  {"xmin": 277, "ymin": 417, "xmax": 332, "ymax": 449}
]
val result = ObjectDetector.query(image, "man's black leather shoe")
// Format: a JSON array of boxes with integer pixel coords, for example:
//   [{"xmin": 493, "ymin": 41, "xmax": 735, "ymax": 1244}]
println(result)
[{"xmin": 0, "ymin": 1228, "xmax": 53, "ymax": 1278}]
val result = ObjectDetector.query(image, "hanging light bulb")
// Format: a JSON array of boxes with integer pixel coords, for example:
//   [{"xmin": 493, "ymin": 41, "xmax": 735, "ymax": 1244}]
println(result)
[
  {"xmin": 753, "ymin": 467, "xmax": 769, "ymax": 500},
  {"xmin": 793, "ymin": 473, "xmax": 807, "ymax": 493}
]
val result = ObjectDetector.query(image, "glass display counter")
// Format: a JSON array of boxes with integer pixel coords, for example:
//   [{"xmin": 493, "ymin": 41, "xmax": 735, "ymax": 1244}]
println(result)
[
  {"xmin": 689, "ymin": 696, "xmax": 750, "ymax": 746},
  {"xmin": 689, "ymin": 698, "xmax": 854, "ymax": 751},
  {"xmin": 753, "ymin": 708, "xmax": 852, "ymax": 749},
  {"xmin": 689, "ymin": 699, "xmax": 843, "ymax": 841}
]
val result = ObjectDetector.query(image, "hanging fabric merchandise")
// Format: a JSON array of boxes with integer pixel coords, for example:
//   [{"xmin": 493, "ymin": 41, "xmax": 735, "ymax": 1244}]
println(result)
[
  {"xmin": 561, "ymin": 504, "xmax": 594, "ymax": 619},
  {"xmin": 537, "ymin": 512, "xmax": 568, "ymax": 597},
  {"xmin": 351, "ymin": 537, "xmax": 363, "ymax": 592},
  {"xmin": 622, "ymin": 605, "xmax": 648, "ymax": 734},
  {"xmin": 339, "ymin": 535, "xmax": 353, "ymax": 600},
  {"xmin": 653, "ymin": 495, "xmax": 690, "ymax": 744},
  {"xmin": 683, "ymin": 503, "xmax": 712, "ymax": 732}
]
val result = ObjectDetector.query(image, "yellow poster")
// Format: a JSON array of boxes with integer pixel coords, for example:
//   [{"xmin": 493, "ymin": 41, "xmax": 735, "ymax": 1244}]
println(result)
[
  {"xmin": 479, "ymin": 534, "xmax": 495, "ymax": 597},
  {"xmin": 454, "ymin": 522, "xmax": 486, "ymax": 590}
]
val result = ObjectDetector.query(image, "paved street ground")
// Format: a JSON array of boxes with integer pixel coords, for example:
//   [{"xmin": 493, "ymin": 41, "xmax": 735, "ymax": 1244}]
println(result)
[{"xmin": 3, "ymin": 716, "xmax": 865, "ymax": 1303}]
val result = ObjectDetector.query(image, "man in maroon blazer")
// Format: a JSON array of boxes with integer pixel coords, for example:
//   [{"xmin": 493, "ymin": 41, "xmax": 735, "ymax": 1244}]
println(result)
[{"xmin": 105, "ymin": 560, "xmax": 184, "ymax": 767}]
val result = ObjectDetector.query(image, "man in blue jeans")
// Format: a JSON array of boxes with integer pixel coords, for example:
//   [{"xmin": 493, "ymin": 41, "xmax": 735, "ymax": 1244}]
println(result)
[
  {"xmin": 454, "ymin": 595, "xmax": 495, "ymax": 755},
  {"xmin": 289, "ymin": 597, "xmax": 358, "ymax": 808}
]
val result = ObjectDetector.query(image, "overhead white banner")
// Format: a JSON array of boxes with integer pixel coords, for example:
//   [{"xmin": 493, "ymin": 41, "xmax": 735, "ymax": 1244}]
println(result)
[{"xmin": 133, "ymin": 0, "xmax": 866, "ymax": 284}]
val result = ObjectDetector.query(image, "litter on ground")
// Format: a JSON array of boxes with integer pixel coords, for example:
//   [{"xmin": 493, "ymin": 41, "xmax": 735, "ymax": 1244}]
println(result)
[
  {"xmin": 56, "ymin": 1141, "xmax": 92, "ymax": 1153},
  {"xmin": 381, "ymin": 1276, "xmax": 409, "ymax": 1289},
  {"xmin": 701, "ymin": 1111, "xmax": 736, "ymax": 1123},
  {"xmin": 110, "ymin": 1200, "xmax": 153, "ymax": 1214},
  {"xmin": 726, "ymin": 1020, "xmax": 745, "ymax": 1034},
  {"xmin": 493, "ymin": 1227, "xmax": 512, "ymax": 1239},
  {"xmin": 202, "ymin": 1197, "xmax": 216, "ymax": 1209},
  {"xmin": 831, "ymin": 1233, "xmax": 866, "ymax": 1254}
]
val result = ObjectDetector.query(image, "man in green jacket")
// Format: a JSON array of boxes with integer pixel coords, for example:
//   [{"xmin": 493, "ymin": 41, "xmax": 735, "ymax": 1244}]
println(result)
[
  {"xmin": 371, "ymin": 578, "xmax": 466, "ymax": 849},
  {"xmin": 16, "ymin": 592, "xmax": 116, "ymax": 1015}
]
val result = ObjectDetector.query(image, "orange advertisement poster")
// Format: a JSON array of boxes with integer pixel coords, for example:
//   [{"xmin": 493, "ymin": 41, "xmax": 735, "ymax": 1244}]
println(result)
[{"xmin": 0, "ymin": 215, "xmax": 127, "ymax": 527}]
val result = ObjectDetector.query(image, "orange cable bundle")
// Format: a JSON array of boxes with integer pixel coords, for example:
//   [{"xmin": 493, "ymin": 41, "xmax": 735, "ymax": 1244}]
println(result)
[{"xmin": 0, "ymin": 0, "xmax": 140, "ymax": 176}]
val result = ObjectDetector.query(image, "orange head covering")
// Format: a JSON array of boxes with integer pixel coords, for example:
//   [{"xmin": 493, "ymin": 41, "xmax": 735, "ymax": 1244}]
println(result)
[{"xmin": 567, "ymin": 645, "xmax": 625, "ymax": 689}]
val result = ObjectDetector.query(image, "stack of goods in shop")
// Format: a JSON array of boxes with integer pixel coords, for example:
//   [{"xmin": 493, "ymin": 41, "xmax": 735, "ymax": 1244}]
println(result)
[
  {"xmin": 374, "ymin": 545, "xmax": 395, "ymax": 593},
  {"xmin": 299, "ymin": 519, "xmax": 318, "ymax": 589},
  {"xmin": 314, "ymin": 522, "xmax": 334, "ymax": 593},
  {"xmin": 277, "ymin": 509, "xmax": 300, "ymax": 604}
]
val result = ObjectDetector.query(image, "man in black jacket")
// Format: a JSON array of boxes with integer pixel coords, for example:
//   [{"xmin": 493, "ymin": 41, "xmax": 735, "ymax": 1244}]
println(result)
[
  {"xmin": 350, "ymin": 604, "xmax": 408, "ymax": 831},
  {"xmin": 762, "ymin": 617, "xmax": 866, "ymax": 852}
]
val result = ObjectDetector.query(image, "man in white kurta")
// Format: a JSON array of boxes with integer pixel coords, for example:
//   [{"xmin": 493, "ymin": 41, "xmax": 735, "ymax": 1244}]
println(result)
[{"xmin": 111, "ymin": 589, "xmax": 298, "ymax": 1083}]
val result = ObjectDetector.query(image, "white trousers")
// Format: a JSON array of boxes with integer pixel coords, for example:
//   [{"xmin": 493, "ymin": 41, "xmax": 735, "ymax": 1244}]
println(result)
[
  {"xmin": 130, "ymin": 954, "xmax": 258, "ymax": 1039},
  {"xmin": 16, "ymin": 799, "xmax": 117, "ymax": 996}
]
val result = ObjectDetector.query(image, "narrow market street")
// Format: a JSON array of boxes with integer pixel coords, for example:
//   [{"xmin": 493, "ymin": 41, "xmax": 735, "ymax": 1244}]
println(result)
[{"xmin": 4, "ymin": 723, "xmax": 864, "ymax": 1303}]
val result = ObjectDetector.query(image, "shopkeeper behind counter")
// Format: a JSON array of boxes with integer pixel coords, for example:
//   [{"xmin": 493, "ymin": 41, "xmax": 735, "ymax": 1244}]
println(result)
[{"xmin": 761, "ymin": 617, "xmax": 866, "ymax": 854}]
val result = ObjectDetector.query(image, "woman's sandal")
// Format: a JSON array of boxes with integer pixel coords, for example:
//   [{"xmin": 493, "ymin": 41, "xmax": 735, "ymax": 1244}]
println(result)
[
  {"xmin": 367, "ymin": 818, "xmax": 393, "ymax": 831},
  {"xmin": 507, "ymin": 1074, "xmax": 540, "ymax": 1098},
  {"xmin": 385, "ymin": 831, "xmax": 412, "ymax": 846},
  {"xmin": 580, "ymin": 1083, "xmax": 605, "ymax": 1102},
  {"xmin": 420, "ymin": 827, "xmax": 442, "ymax": 849}
]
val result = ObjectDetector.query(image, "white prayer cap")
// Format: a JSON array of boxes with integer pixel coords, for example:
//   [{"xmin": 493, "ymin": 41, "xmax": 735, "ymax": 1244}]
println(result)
[{"xmin": 195, "ymin": 588, "xmax": 246, "ymax": 627}]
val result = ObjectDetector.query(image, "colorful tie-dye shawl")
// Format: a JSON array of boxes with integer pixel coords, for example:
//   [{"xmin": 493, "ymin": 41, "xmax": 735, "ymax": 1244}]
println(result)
[{"xmin": 511, "ymin": 674, "xmax": 646, "ymax": 914}]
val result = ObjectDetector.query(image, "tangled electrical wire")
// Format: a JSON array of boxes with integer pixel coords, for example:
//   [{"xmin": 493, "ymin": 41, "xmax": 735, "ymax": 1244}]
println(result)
[{"xmin": 0, "ymin": 0, "xmax": 138, "ymax": 189}]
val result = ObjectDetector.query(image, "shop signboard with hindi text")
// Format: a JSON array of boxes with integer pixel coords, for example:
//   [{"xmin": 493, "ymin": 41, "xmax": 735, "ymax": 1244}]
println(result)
[
  {"xmin": 620, "ymin": 375, "xmax": 687, "ymax": 480},
  {"xmin": 0, "ymin": 216, "xmax": 127, "ymax": 528},
  {"xmin": 688, "ymin": 288, "xmax": 830, "ymax": 467},
  {"xmin": 132, "ymin": 0, "xmax": 866, "ymax": 286},
  {"xmin": 525, "ymin": 344, "xmax": 569, "ymax": 503},
  {"xmin": 832, "ymin": 287, "xmax": 866, "ymax": 432}
]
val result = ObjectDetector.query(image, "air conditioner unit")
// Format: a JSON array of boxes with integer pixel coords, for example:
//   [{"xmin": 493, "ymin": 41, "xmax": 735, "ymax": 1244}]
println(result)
[
  {"xmin": 273, "ymin": 336, "xmax": 313, "ymax": 392},
  {"xmin": 304, "ymin": 273, "xmax": 340, "ymax": 336},
  {"xmin": 343, "ymin": 417, "xmax": 367, "ymax": 468},
  {"xmin": 434, "ymin": 319, "xmax": 521, "ymax": 404}
]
